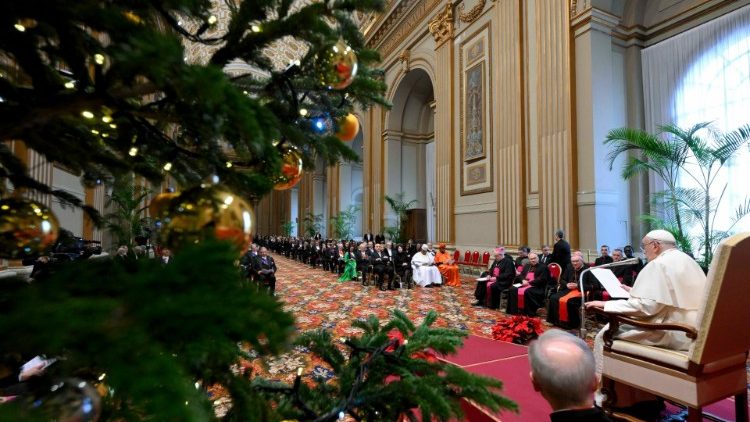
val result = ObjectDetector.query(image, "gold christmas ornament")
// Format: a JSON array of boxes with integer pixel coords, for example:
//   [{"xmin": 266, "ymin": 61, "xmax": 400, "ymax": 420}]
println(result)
[
  {"xmin": 273, "ymin": 146, "xmax": 304, "ymax": 191},
  {"xmin": 317, "ymin": 39, "xmax": 358, "ymax": 90},
  {"xmin": 0, "ymin": 197, "xmax": 59, "ymax": 259},
  {"xmin": 335, "ymin": 113, "xmax": 360, "ymax": 142},
  {"xmin": 158, "ymin": 186, "xmax": 254, "ymax": 252},
  {"xmin": 148, "ymin": 191, "xmax": 180, "ymax": 218}
]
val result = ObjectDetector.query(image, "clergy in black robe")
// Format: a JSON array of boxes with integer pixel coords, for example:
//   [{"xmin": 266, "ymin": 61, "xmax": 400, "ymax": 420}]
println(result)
[
  {"xmin": 472, "ymin": 248, "xmax": 515, "ymax": 308},
  {"xmin": 507, "ymin": 254, "xmax": 549, "ymax": 315},
  {"xmin": 551, "ymin": 230, "xmax": 571, "ymax": 269},
  {"xmin": 547, "ymin": 254, "xmax": 596, "ymax": 328}
]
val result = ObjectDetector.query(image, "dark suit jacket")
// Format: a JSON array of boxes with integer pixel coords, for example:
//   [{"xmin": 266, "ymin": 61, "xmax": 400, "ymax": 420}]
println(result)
[
  {"xmin": 539, "ymin": 254, "xmax": 552, "ymax": 265},
  {"xmin": 374, "ymin": 234, "xmax": 385, "ymax": 243},
  {"xmin": 594, "ymin": 256, "xmax": 613, "ymax": 266},
  {"xmin": 363, "ymin": 233, "xmax": 374, "ymax": 242},
  {"xmin": 253, "ymin": 255, "xmax": 277, "ymax": 279},
  {"xmin": 551, "ymin": 239, "xmax": 571, "ymax": 269}
]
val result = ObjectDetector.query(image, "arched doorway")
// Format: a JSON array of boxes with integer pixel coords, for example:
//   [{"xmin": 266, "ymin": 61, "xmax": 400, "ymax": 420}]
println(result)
[
  {"xmin": 339, "ymin": 127, "xmax": 365, "ymax": 238},
  {"xmin": 384, "ymin": 69, "xmax": 435, "ymax": 242}
]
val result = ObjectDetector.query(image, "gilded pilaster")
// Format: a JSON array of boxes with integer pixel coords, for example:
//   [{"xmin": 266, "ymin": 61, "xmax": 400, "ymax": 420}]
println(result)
[
  {"xmin": 496, "ymin": 0, "xmax": 524, "ymax": 247},
  {"xmin": 430, "ymin": 3, "xmax": 455, "ymax": 244}
]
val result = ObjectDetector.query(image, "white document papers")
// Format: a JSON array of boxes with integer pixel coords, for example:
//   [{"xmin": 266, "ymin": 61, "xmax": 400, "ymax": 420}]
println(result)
[
  {"xmin": 475, "ymin": 276, "xmax": 489, "ymax": 282},
  {"xmin": 590, "ymin": 268, "xmax": 630, "ymax": 299}
]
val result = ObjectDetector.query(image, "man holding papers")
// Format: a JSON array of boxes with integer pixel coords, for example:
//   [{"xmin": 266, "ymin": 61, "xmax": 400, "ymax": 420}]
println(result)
[
  {"xmin": 586, "ymin": 230, "xmax": 707, "ymax": 407},
  {"xmin": 506, "ymin": 253, "xmax": 549, "ymax": 315}
]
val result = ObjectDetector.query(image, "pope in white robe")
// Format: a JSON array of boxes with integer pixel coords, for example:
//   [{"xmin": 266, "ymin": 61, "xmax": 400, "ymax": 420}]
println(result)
[
  {"xmin": 586, "ymin": 229, "xmax": 707, "ymax": 405},
  {"xmin": 411, "ymin": 246, "xmax": 443, "ymax": 287}
]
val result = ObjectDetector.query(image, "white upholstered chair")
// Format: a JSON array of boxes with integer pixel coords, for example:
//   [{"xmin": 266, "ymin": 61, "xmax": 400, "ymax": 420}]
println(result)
[{"xmin": 596, "ymin": 232, "xmax": 750, "ymax": 422}]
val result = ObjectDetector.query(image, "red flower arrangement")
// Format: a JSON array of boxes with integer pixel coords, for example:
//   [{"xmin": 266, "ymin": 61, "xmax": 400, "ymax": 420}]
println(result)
[{"xmin": 491, "ymin": 315, "xmax": 544, "ymax": 345}]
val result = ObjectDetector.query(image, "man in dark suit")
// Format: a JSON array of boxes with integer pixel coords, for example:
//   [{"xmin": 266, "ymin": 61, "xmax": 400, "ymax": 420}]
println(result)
[
  {"xmin": 363, "ymin": 231, "xmax": 374, "ymax": 242},
  {"xmin": 253, "ymin": 247, "xmax": 278, "ymax": 295},
  {"xmin": 240, "ymin": 244, "xmax": 260, "ymax": 280},
  {"xmin": 539, "ymin": 244, "xmax": 552, "ymax": 265},
  {"xmin": 551, "ymin": 230, "xmax": 571, "ymax": 270},
  {"xmin": 370, "ymin": 243, "xmax": 394, "ymax": 290},
  {"xmin": 529, "ymin": 331, "xmax": 612, "ymax": 421},
  {"xmin": 374, "ymin": 233, "xmax": 385, "ymax": 243}
]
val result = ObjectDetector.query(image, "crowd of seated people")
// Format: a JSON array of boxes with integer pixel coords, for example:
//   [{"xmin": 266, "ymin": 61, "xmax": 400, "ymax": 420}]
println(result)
[
  {"xmin": 255, "ymin": 230, "xmax": 644, "ymax": 330},
  {"xmin": 469, "ymin": 230, "xmax": 643, "ymax": 331},
  {"xmin": 255, "ymin": 235, "xmax": 466, "ymax": 291}
]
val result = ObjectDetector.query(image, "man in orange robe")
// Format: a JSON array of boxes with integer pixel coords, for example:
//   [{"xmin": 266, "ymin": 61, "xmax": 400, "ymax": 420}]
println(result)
[{"xmin": 434, "ymin": 243, "xmax": 461, "ymax": 287}]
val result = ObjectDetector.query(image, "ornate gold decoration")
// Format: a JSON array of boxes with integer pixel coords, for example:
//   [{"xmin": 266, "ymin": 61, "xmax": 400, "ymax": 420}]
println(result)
[
  {"xmin": 398, "ymin": 49, "xmax": 410, "ymax": 70},
  {"xmin": 428, "ymin": 4, "xmax": 454, "ymax": 47},
  {"xmin": 458, "ymin": 0, "xmax": 486, "ymax": 24}
]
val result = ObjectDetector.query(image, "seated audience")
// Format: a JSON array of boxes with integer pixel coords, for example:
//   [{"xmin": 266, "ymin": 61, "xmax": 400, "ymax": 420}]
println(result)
[
  {"xmin": 539, "ymin": 244, "xmax": 553, "ymax": 265},
  {"xmin": 393, "ymin": 244, "xmax": 412, "ymax": 288},
  {"xmin": 622, "ymin": 244, "xmax": 644, "ymax": 275},
  {"xmin": 506, "ymin": 253, "xmax": 549, "ymax": 316},
  {"xmin": 411, "ymin": 245, "xmax": 442, "ymax": 287},
  {"xmin": 594, "ymin": 245, "xmax": 613, "ymax": 266},
  {"xmin": 356, "ymin": 243, "xmax": 371, "ymax": 285},
  {"xmin": 434, "ymin": 243, "xmax": 460, "ymax": 287},
  {"xmin": 515, "ymin": 246, "xmax": 531, "ymax": 269},
  {"xmin": 370, "ymin": 243, "xmax": 394, "ymax": 290},
  {"xmin": 529, "ymin": 330, "xmax": 612, "ymax": 421},
  {"xmin": 609, "ymin": 248, "xmax": 635, "ymax": 287},
  {"xmin": 472, "ymin": 247, "xmax": 514, "ymax": 308},
  {"xmin": 253, "ymin": 247, "xmax": 278, "ymax": 294},
  {"xmin": 338, "ymin": 245, "xmax": 358, "ymax": 282},
  {"xmin": 547, "ymin": 253, "xmax": 595, "ymax": 329}
]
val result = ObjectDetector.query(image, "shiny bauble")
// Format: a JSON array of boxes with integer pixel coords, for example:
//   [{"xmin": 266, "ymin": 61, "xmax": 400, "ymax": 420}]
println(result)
[
  {"xmin": 273, "ymin": 146, "xmax": 304, "ymax": 191},
  {"xmin": 42, "ymin": 378, "xmax": 102, "ymax": 422},
  {"xmin": 316, "ymin": 39, "xmax": 358, "ymax": 90},
  {"xmin": 158, "ymin": 186, "xmax": 254, "ymax": 252},
  {"xmin": 0, "ymin": 197, "xmax": 59, "ymax": 259},
  {"xmin": 148, "ymin": 192, "xmax": 180, "ymax": 218},
  {"xmin": 335, "ymin": 113, "xmax": 360, "ymax": 142}
]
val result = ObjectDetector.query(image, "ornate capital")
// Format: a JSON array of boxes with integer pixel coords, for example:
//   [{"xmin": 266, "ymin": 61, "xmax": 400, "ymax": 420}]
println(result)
[
  {"xmin": 458, "ymin": 0, "xmax": 486, "ymax": 24},
  {"xmin": 428, "ymin": 4, "xmax": 454, "ymax": 47}
]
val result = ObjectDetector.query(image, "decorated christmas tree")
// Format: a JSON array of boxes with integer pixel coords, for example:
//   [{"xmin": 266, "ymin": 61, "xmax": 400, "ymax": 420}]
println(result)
[{"xmin": 0, "ymin": 1, "xmax": 516, "ymax": 420}]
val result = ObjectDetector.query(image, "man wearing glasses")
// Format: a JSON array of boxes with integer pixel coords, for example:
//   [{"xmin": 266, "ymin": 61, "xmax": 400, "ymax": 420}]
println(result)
[{"xmin": 586, "ymin": 229, "xmax": 706, "ymax": 411}]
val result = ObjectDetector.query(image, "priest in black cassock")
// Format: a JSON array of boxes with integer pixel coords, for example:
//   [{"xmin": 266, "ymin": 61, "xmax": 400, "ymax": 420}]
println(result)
[
  {"xmin": 507, "ymin": 253, "xmax": 549, "ymax": 316},
  {"xmin": 547, "ymin": 253, "xmax": 597, "ymax": 329},
  {"xmin": 472, "ymin": 247, "xmax": 515, "ymax": 308}
]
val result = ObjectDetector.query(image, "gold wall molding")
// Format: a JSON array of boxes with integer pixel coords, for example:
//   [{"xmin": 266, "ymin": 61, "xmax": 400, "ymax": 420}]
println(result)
[
  {"xmin": 429, "ymin": 4, "xmax": 455, "ymax": 47},
  {"xmin": 458, "ymin": 0, "xmax": 486, "ymax": 23}
]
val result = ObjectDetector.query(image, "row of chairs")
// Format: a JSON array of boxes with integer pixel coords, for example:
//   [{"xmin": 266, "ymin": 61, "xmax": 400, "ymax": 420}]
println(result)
[{"xmin": 454, "ymin": 250, "xmax": 491, "ymax": 274}]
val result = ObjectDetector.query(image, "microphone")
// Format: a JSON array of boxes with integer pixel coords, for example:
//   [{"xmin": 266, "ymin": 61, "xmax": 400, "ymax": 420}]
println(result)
[
  {"xmin": 578, "ymin": 257, "xmax": 639, "ymax": 339},
  {"xmin": 591, "ymin": 257, "xmax": 639, "ymax": 269}
]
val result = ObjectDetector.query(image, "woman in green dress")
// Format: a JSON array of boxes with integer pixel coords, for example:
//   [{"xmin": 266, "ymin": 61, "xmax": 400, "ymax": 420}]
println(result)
[{"xmin": 338, "ymin": 245, "xmax": 358, "ymax": 281}]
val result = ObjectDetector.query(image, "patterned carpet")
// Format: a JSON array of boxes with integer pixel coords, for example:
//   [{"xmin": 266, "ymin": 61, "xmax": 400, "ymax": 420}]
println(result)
[{"xmin": 253, "ymin": 253, "xmax": 516, "ymax": 385}]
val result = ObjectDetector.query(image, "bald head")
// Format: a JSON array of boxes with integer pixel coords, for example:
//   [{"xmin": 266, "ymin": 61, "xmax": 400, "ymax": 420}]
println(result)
[{"xmin": 529, "ymin": 330, "xmax": 597, "ymax": 410}]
